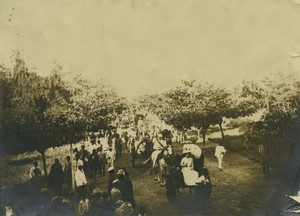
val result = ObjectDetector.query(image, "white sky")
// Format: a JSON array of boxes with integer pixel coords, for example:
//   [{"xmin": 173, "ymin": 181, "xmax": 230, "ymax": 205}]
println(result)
[{"xmin": 1, "ymin": 0, "xmax": 300, "ymax": 98}]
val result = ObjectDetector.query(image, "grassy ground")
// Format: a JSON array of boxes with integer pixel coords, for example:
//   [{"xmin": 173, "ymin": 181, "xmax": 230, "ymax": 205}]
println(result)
[
  {"xmin": 0, "ymin": 132, "xmax": 289, "ymax": 215},
  {"xmin": 94, "ymin": 140, "xmax": 286, "ymax": 216}
]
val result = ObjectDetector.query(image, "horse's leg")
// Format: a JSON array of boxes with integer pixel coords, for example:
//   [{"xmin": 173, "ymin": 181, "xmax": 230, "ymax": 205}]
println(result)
[
  {"xmin": 154, "ymin": 166, "xmax": 160, "ymax": 181},
  {"xmin": 160, "ymin": 164, "xmax": 167, "ymax": 186}
]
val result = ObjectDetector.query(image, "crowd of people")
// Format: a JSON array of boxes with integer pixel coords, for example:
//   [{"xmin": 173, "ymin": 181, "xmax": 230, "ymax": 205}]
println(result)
[
  {"xmin": 26, "ymin": 128, "xmax": 148, "ymax": 216},
  {"xmin": 22, "ymin": 122, "xmax": 228, "ymax": 216}
]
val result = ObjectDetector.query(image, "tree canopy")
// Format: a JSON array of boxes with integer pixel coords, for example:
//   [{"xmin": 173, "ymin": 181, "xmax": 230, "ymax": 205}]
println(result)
[
  {"xmin": 136, "ymin": 80, "xmax": 258, "ymax": 141},
  {"xmin": 0, "ymin": 53, "xmax": 128, "ymax": 155}
]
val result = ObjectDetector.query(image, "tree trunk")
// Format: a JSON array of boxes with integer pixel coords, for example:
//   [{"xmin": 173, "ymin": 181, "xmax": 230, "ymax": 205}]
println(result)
[
  {"xmin": 70, "ymin": 143, "xmax": 76, "ymax": 192},
  {"xmin": 218, "ymin": 123, "xmax": 225, "ymax": 142},
  {"xmin": 201, "ymin": 129, "xmax": 206, "ymax": 144},
  {"xmin": 41, "ymin": 151, "xmax": 48, "ymax": 187}
]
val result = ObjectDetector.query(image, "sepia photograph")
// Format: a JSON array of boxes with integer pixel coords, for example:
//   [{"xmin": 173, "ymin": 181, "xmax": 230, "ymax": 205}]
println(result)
[{"xmin": 0, "ymin": 0, "xmax": 300, "ymax": 215}]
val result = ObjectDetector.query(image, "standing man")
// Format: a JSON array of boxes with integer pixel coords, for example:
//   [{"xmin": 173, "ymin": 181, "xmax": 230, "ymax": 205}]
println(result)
[
  {"xmin": 106, "ymin": 147, "xmax": 116, "ymax": 168},
  {"xmin": 98, "ymin": 148, "xmax": 106, "ymax": 176},
  {"xmin": 75, "ymin": 160, "xmax": 88, "ymax": 201},
  {"xmin": 48, "ymin": 159, "xmax": 63, "ymax": 195},
  {"xmin": 258, "ymin": 144, "xmax": 270, "ymax": 177},
  {"xmin": 214, "ymin": 143, "xmax": 226, "ymax": 171},
  {"xmin": 64, "ymin": 156, "xmax": 72, "ymax": 191},
  {"xmin": 115, "ymin": 133, "xmax": 123, "ymax": 159},
  {"xmin": 29, "ymin": 161, "xmax": 43, "ymax": 204}
]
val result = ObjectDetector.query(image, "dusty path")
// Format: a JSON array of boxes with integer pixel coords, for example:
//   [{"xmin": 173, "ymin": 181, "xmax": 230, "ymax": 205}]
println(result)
[{"xmin": 95, "ymin": 141, "xmax": 285, "ymax": 216}]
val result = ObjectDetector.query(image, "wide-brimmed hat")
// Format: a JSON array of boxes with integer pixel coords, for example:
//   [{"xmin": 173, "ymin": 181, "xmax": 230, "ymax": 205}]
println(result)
[
  {"xmin": 117, "ymin": 169, "xmax": 125, "ymax": 175},
  {"xmin": 108, "ymin": 167, "xmax": 114, "ymax": 172},
  {"xmin": 182, "ymin": 148, "xmax": 192, "ymax": 153},
  {"xmin": 113, "ymin": 179, "xmax": 120, "ymax": 184},
  {"xmin": 92, "ymin": 188, "xmax": 102, "ymax": 196}
]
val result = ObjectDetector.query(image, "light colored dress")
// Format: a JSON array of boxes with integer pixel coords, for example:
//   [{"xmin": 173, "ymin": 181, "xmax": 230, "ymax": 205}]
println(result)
[{"xmin": 180, "ymin": 157, "xmax": 199, "ymax": 186}]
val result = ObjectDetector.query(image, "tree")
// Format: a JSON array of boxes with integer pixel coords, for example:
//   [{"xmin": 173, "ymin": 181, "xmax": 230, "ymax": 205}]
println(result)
[
  {"xmin": 0, "ymin": 55, "xmax": 79, "ymax": 182},
  {"xmin": 241, "ymin": 72, "xmax": 300, "ymax": 193},
  {"xmin": 0, "ymin": 53, "xmax": 130, "ymax": 187},
  {"xmin": 137, "ymin": 80, "xmax": 258, "ymax": 143},
  {"xmin": 68, "ymin": 75, "xmax": 128, "ymax": 131}
]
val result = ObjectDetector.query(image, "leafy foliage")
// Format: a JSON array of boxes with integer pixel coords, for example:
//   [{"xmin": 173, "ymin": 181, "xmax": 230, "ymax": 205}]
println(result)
[
  {"xmin": 136, "ymin": 80, "xmax": 258, "ymax": 140},
  {"xmin": 0, "ymin": 53, "xmax": 128, "ymax": 155},
  {"xmin": 242, "ymin": 72, "xmax": 300, "ymax": 154}
]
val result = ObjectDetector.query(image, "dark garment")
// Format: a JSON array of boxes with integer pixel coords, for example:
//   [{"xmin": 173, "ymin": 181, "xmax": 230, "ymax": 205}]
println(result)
[
  {"xmin": 88, "ymin": 153, "xmax": 99, "ymax": 179},
  {"xmin": 194, "ymin": 154, "xmax": 205, "ymax": 174},
  {"xmin": 99, "ymin": 153, "xmax": 106, "ymax": 176},
  {"xmin": 64, "ymin": 161, "xmax": 72, "ymax": 190},
  {"xmin": 115, "ymin": 138, "xmax": 123, "ymax": 158},
  {"xmin": 119, "ymin": 178, "xmax": 135, "ymax": 207},
  {"xmin": 77, "ymin": 185, "xmax": 87, "ymax": 201},
  {"xmin": 166, "ymin": 173, "xmax": 177, "ymax": 204},
  {"xmin": 174, "ymin": 169, "xmax": 185, "ymax": 188},
  {"xmin": 90, "ymin": 134, "xmax": 96, "ymax": 145},
  {"xmin": 145, "ymin": 141, "xmax": 153, "ymax": 158},
  {"xmin": 194, "ymin": 179, "xmax": 212, "ymax": 214},
  {"xmin": 49, "ymin": 163, "xmax": 63, "ymax": 195},
  {"xmin": 30, "ymin": 175, "xmax": 42, "ymax": 205},
  {"xmin": 107, "ymin": 174, "xmax": 114, "ymax": 196}
]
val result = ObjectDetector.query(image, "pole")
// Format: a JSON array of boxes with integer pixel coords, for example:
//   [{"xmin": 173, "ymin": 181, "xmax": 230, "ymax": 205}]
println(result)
[{"xmin": 70, "ymin": 142, "xmax": 75, "ymax": 192}]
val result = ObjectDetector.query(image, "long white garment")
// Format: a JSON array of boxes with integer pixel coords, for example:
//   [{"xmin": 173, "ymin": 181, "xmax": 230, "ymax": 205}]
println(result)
[
  {"xmin": 215, "ymin": 145, "xmax": 226, "ymax": 157},
  {"xmin": 215, "ymin": 145, "xmax": 226, "ymax": 169},
  {"xmin": 75, "ymin": 169, "xmax": 87, "ymax": 187},
  {"xmin": 180, "ymin": 157, "xmax": 198, "ymax": 186}
]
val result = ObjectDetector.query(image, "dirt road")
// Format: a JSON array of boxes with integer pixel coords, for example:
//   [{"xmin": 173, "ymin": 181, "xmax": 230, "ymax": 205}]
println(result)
[{"xmin": 95, "ymin": 141, "xmax": 286, "ymax": 216}]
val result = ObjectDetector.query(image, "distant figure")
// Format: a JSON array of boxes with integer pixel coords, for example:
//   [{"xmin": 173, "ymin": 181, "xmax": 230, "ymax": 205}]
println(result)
[
  {"xmin": 90, "ymin": 132, "xmax": 96, "ymax": 145},
  {"xmin": 137, "ymin": 117, "xmax": 144, "ymax": 134},
  {"xmin": 98, "ymin": 148, "xmax": 106, "ymax": 176},
  {"xmin": 258, "ymin": 144, "xmax": 271, "ymax": 177},
  {"xmin": 29, "ymin": 161, "xmax": 43, "ymax": 205},
  {"xmin": 89, "ymin": 149, "xmax": 99, "ymax": 179},
  {"xmin": 75, "ymin": 160, "xmax": 88, "ymax": 201},
  {"xmin": 107, "ymin": 167, "xmax": 115, "ymax": 197},
  {"xmin": 29, "ymin": 160, "xmax": 42, "ymax": 179},
  {"xmin": 49, "ymin": 159, "xmax": 63, "ymax": 195},
  {"xmin": 115, "ymin": 133, "xmax": 123, "ymax": 159},
  {"xmin": 64, "ymin": 156, "xmax": 72, "ymax": 191},
  {"xmin": 106, "ymin": 147, "xmax": 116, "ymax": 167},
  {"xmin": 214, "ymin": 143, "xmax": 226, "ymax": 171}
]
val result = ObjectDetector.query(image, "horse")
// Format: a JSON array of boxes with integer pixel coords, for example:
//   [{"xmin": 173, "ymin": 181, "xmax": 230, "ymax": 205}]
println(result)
[
  {"xmin": 130, "ymin": 134, "xmax": 154, "ymax": 168},
  {"xmin": 149, "ymin": 144, "xmax": 174, "ymax": 186}
]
